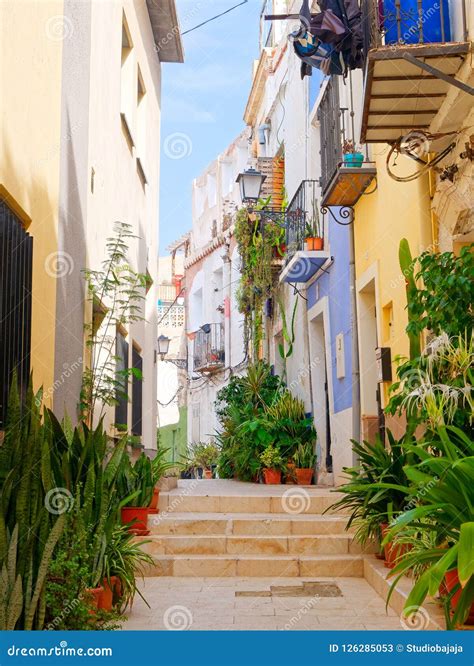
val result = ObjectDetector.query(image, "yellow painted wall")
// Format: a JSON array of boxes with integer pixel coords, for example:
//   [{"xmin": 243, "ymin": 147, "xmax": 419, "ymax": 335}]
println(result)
[
  {"xmin": 0, "ymin": 0, "xmax": 64, "ymax": 405},
  {"xmin": 354, "ymin": 146, "xmax": 433, "ymax": 404}
]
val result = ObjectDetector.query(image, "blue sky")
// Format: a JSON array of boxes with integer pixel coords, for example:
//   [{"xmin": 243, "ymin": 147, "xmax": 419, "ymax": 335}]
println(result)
[{"xmin": 159, "ymin": 0, "xmax": 262, "ymax": 252}]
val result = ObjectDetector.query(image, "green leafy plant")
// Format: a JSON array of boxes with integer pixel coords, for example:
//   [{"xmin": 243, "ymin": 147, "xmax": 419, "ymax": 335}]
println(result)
[
  {"xmin": 103, "ymin": 523, "xmax": 154, "ymax": 611},
  {"xmin": 80, "ymin": 222, "xmax": 148, "ymax": 424},
  {"xmin": 305, "ymin": 195, "xmax": 321, "ymax": 238},
  {"xmin": 277, "ymin": 294, "xmax": 298, "ymax": 360},
  {"xmin": 326, "ymin": 431, "xmax": 411, "ymax": 547},
  {"xmin": 399, "ymin": 238, "xmax": 421, "ymax": 359},
  {"xmin": 116, "ymin": 453, "xmax": 153, "ymax": 508},
  {"xmin": 405, "ymin": 244, "xmax": 473, "ymax": 340},
  {"xmin": 193, "ymin": 443, "xmax": 220, "ymax": 470},
  {"xmin": 384, "ymin": 426, "xmax": 474, "ymax": 629},
  {"xmin": 293, "ymin": 442, "xmax": 316, "ymax": 469},
  {"xmin": 387, "ymin": 333, "xmax": 473, "ymax": 433},
  {"xmin": 260, "ymin": 446, "xmax": 284, "ymax": 471}
]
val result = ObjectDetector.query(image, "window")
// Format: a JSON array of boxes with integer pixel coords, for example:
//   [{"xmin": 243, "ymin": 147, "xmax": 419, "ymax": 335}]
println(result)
[
  {"xmin": 131, "ymin": 345, "xmax": 143, "ymax": 436},
  {"xmin": 0, "ymin": 199, "xmax": 33, "ymax": 427},
  {"xmin": 115, "ymin": 329, "xmax": 129, "ymax": 428},
  {"xmin": 120, "ymin": 13, "xmax": 135, "ymax": 147}
]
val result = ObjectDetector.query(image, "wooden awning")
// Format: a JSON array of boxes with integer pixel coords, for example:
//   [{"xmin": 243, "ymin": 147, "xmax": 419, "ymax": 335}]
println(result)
[{"xmin": 361, "ymin": 42, "xmax": 470, "ymax": 143}]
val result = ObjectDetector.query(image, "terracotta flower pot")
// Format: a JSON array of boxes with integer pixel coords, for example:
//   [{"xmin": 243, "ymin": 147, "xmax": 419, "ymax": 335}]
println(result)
[
  {"xmin": 306, "ymin": 237, "xmax": 323, "ymax": 251},
  {"xmin": 121, "ymin": 506, "xmax": 150, "ymax": 536},
  {"xmin": 295, "ymin": 468, "xmax": 313, "ymax": 485},
  {"xmin": 204, "ymin": 469, "xmax": 213, "ymax": 479},
  {"xmin": 381, "ymin": 522, "xmax": 410, "ymax": 569},
  {"xmin": 445, "ymin": 569, "xmax": 474, "ymax": 625},
  {"xmin": 149, "ymin": 486, "xmax": 160, "ymax": 510},
  {"xmin": 99, "ymin": 578, "xmax": 115, "ymax": 611},
  {"xmin": 85, "ymin": 586, "xmax": 103, "ymax": 612},
  {"xmin": 285, "ymin": 462, "xmax": 296, "ymax": 484},
  {"xmin": 263, "ymin": 468, "xmax": 281, "ymax": 485}
]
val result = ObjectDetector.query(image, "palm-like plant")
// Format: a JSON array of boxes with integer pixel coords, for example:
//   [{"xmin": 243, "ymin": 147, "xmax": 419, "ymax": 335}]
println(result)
[
  {"xmin": 326, "ymin": 431, "xmax": 411, "ymax": 546},
  {"xmin": 384, "ymin": 426, "xmax": 474, "ymax": 629}
]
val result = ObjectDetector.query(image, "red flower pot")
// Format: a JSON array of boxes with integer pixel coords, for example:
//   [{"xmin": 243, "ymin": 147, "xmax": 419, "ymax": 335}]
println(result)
[
  {"xmin": 149, "ymin": 486, "xmax": 160, "ymax": 510},
  {"xmin": 204, "ymin": 469, "xmax": 213, "ymax": 479},
  {"xmin": 445, "ymin": 569, "xmax": 474, "ymax": 625},
  {"xmin": 295, "ymin": 468, "xmax": 313, "ymax": 485},
  {"xmin": 121, "ymin": 507, "xmax": 150, "ymax": 536},
  {"xmin": 99, "ymin": 578, "xmax": 115, "ymax": 611},
  {"xmin": 263, "ymin": 468, "xmax": 281, "ymax": 485},
  {"xmin": 381, "ymin": 523, "xmax": 410, "ymax": 569},
  {"xmin": 85, "ymin": 586, "xmax": 103, "ymax": 613},
  {"xmin": 306, "ymin": 237, "xmax": 323, "ymax": 251}
]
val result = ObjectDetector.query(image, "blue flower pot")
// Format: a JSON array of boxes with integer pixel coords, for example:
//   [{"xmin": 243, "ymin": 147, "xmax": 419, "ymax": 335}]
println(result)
[{"xmin": 343, "ymin": 152, "xmax": 364, "ymax": 168}]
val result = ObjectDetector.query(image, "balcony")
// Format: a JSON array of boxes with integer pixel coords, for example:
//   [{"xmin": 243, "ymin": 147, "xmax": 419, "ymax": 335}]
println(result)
[
  {"xmin": 279, "ymin": 180, "xmax": 330, "ymax": 284},
  {"xmin": 360, "ymin": 0, "xmax": 470, "ymax": 144},
  {"xmin": 193, "ymin": 323, "xmax": 225, "ymax": 373},
  {"xmin": 319, "ymin": 78, "xmax": 377, "ymax": 209}
]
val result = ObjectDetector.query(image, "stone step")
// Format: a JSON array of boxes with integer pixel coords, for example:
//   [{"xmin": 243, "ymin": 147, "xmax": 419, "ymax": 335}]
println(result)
[
  {"xmin": 144, "ymin": 554, "xmax": 364, "ymax": 578},
  {"xmin": 149, "ymin": 512, "xmax": 351, "ymax": 536},
  {"xmin": 141, "ymin": 534, "xmax": 375, "ymax": 556},
  {"xmin": 158, "ymin": 492, "xmax": 343, "ymax": 515}
]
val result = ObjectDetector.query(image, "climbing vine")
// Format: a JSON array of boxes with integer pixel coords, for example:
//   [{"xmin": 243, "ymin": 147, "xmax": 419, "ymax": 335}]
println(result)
[{"xmin": 235, "ymin": 197, "xmax": 287, "ymax": 360}]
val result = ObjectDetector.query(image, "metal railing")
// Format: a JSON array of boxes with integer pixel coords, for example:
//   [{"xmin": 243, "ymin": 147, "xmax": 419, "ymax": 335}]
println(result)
[
  {"xmin": 0, "ymin": 200, "xmax": 33, "ymax": 427},
  {"xmin": 285, "ymin": 180, "xmax": 321, "ymax": 261},
  {"xmin": 318, "ymin": 78, "xmax": 342, "ymax": 194},
  {"xmin": 193, "ymin": 323, "xmax": 225, "ymax": 373},
  {"xmin": 361, "ymin": 0, "xmax": 467, "ymax": 57}
]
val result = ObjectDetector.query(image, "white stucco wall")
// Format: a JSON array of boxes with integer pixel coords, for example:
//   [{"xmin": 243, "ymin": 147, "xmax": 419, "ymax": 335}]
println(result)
[{"xmin": 85, "ymin": 0, "xmax": 161, "ymax": 448}]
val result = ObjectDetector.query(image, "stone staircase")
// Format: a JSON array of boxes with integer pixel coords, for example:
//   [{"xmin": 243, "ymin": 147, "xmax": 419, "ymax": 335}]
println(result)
[{"xmin": 141, "ymin": 480, "xmax": 375, "ymax": 577}]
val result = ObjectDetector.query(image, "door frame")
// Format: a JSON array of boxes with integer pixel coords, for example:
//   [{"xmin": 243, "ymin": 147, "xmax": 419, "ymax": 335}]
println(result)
[{"xmin": 307, "ymin": 296, "xmax": 334, "ymax": 473}]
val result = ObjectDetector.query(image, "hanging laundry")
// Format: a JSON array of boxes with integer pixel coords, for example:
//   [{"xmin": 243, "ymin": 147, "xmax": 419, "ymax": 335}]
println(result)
[{"xmin": 291, "ymin": 0, "xmax": 364, "ymax": 78}]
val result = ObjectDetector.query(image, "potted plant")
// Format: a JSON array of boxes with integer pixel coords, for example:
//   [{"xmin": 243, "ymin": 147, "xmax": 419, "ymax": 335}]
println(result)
[
  {"xmin": 305, "ymin": 197, "xmax": 323, "ymax": 250},
  {"xmin": 325, "ymin": 431, "xmax": 411, "ymax": 560},
  {"xmin": 260, "ymin": 446, "xmax": 284, "ymax": 484},
  {"xmin": 293, "ymin": 442, "xmax": 316, "ymax": 485},
  {"xmin": 342, "ymin": 139, "xmax": 364, "ymax": 168},
  {"xmin": 385, "ymin": 426, "xmax": 474, "ymax": 629},
  {"xmin": 148, "ymin": 448, "xmax": 176, "ymax": 514},
  {"xmin": 103, "ymin": 523, "xmax": 154, "ymax": 611},
  {"xmin": 118, "ymin": 453, "xmax": 154, "ymax": 536},
  {"xmin": 194, "ymin": 442, "xmax": 220, "ymax": 479}
]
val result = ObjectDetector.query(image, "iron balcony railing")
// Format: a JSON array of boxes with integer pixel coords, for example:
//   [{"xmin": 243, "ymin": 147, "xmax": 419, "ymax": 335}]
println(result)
[
  {"xmin": 193, "ymin": 323, "xmax": 225, "ymax": 373},
  {"xmin": 285, "ymin": 180, "xmax": 321, "ymax": 262},
  {"xmin": 318, "ymin": 77, "xmax": 342, "ymax": 194},
  {"xmin": 361, "ymin": 0, "xmax": 468, "ymax": 57}
]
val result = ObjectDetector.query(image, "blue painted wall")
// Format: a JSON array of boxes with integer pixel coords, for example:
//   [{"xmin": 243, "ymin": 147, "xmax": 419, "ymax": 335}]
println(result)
[{"xmin": 307, "ymin": 209, "xmax": 353, "ymax": 414}]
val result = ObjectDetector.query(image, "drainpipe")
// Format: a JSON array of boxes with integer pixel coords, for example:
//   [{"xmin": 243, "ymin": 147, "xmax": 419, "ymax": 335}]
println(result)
[
  {"xmin": 349, "ymin": 221, "xmax": 361, "ymax": 464},
  {"xmin": 222, "ymin": 242, "xmax": 231, "ymax": 368}
]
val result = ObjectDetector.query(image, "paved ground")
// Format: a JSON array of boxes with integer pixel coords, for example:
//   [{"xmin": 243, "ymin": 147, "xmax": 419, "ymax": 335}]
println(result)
[{"xmin": 123, "ymin": 576, "xmax": 402, "ymax": 631}]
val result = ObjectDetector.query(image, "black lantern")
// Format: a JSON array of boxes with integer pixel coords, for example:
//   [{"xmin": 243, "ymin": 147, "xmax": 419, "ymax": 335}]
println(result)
[
  {"xmin": 236, "ymin": 167, "xmax": 266, "ymax": 204},
  {"xmin": 157, "ymin": 334, "xmax": 171, "ymax": 361}
]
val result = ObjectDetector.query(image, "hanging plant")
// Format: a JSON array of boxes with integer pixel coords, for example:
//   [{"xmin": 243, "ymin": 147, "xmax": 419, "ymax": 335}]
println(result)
[{"xmin": 234, "ymin": 198, "xmax": 286, "ymax": 360}]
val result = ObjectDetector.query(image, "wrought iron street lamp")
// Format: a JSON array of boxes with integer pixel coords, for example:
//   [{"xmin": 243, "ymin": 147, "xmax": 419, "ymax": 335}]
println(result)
[
  {"xmin": 157, "ymin": 334, "xmax": 187, "ymax": 369},
  {"xmin": 236, "ymin": 167, "xmax": 266, "ymax": 204}
]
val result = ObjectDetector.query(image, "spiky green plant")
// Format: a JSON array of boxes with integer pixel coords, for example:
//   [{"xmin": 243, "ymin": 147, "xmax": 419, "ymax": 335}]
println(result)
[{"xmin": 399, "ymin": 238, "xmax": 421, "ymax": 360}]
